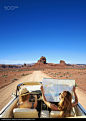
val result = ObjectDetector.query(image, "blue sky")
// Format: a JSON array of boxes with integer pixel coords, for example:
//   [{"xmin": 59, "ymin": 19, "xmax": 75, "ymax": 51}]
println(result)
[{"xmin": 0, "ymin": 0, "xmax": 86, "ymax": 64}]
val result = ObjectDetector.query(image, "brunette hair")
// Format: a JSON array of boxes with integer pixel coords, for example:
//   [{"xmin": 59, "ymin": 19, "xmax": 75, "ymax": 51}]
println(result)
[{"xmin": 58, "ymin": 91, "xmax": 72, "ymax": 117}]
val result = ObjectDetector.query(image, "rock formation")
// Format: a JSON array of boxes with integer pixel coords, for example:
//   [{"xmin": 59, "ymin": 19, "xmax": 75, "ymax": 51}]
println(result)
[
  {"xmin": 31, "ymin": 56, "xmax": 47, "ymax": 68},
  {"xmin": 37, "ymin": 56, "xmax": 46, "ymax": 64},
  {"xmin": 31, "ymin": 56, "xmax": 67, "ymax": 69},
  {"xmin": 60, "ymin": 60, "xmax": 66, "ymax": 65},
  {"xmin": 24, "ymin": 63, "xmax": 26, "ymax": 66},
  {"xmin": 0, "ymin": 64, "xmax": 21, "ymax": 68},
  {"xmin": 0, "ymin": 56, "xmax": 85, "ymax": 69}
]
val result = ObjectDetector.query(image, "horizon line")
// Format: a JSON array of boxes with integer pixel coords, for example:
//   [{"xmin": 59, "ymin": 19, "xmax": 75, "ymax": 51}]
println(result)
[{"xmin": 0, "ymin": 59, "xmax": 86, "ymax": 65}]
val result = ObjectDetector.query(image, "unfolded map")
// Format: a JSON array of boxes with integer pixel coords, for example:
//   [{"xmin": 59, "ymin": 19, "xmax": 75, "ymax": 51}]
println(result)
[{"xmin": 42, "ymin": 78, "xmax": 75, "ymax": 102}]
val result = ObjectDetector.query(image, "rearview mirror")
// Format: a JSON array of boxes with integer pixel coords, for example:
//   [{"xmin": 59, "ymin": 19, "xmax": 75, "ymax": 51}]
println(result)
[{"xmin": 12, "ymin": 92, "xmax": 16, "ymax": 97}]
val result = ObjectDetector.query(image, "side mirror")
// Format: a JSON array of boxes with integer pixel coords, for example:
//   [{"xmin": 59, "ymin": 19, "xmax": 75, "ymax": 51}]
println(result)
[{"xmin": 12, "ymin": 92, "xmax": 16, "ymax": 97}]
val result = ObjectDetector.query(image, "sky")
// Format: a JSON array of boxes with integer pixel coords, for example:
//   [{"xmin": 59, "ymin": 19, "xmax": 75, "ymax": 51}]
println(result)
[{"xmin": 0, "ymin": 0, "xmax": 86, "ymax": 64}]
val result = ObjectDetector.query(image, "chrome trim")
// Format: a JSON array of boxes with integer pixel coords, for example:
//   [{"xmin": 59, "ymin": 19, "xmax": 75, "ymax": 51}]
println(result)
[
  {"xmin": 77, "ymin": 103, "xmax": 86, "ymax": 115},
  {"xmin": 0, "ymin": 97, "xmax": 18, "ymax": 115}
]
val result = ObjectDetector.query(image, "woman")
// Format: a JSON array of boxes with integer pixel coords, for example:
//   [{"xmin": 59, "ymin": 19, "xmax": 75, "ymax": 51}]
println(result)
[
  {"xmin": 18, "ymin": 87, "xmax": 37, "ymax": 109},
  {"xmin": 40, "ymin": 86, "xmax": 78, "ymax": 118}
]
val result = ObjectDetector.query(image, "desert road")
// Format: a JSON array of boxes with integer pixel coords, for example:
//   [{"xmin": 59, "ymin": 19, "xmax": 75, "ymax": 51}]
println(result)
[
  {"xmin": 0, "ymin": 71, "xmax": 50, "ymax": 110},
  {"xmin": 0, "ymin": 71, "xmax": 86, "ymax": 111}
]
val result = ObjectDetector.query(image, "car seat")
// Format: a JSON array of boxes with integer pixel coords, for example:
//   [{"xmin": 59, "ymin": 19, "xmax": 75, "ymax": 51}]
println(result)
[
  {"xmin": 40, "ymin": 110, "xmax": 50, "ymax": 118},
  {"xmin": 13, "ymin": 108, "xmax": 38, "ymax": 118},
  {"xmin": 50, "ymin": 110, "xmax": 75, "ymax": 118}
]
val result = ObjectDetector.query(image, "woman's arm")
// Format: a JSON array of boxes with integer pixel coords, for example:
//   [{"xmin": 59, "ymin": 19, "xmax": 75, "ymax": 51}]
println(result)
[
  {"xmin": 19, "ymin": 92, "xmax": 22, "ymax": 103},
  {"xmin": 40, "ymin": 86, "xmax": 58, "ymax": 111},
  {"xmin": 33, "ymin": 95, "xmax": 37, "ymax": 108},
  {"xmin": 72, "ymin": 86, "xmax": 78, "ymax": 107}
]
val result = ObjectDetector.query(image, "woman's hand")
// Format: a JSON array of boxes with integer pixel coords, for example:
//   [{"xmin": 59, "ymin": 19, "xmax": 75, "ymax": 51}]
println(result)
[
  {"xmin": 40, "ymin": 85, "xmax": 44, "ymax": 92},
  {"xmin": 73, "ymin": 86, "xmax": 76, "ymax": 93},
  {"xmin": 33, "ymin": 95, "xmax": 37, "ymax": 99},
  {"xmin": 33, "ymin": 95, "xmax": 37, "ymax": 108},
  {"xmin": 72, "ymin": 86, "xmax": 78, "ymax": 107}
]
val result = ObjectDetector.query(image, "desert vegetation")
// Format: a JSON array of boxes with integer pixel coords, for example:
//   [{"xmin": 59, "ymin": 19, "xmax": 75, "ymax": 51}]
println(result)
[{"xmin": 0, "ymin": 69, "xmax": 33, "ymax": 89}]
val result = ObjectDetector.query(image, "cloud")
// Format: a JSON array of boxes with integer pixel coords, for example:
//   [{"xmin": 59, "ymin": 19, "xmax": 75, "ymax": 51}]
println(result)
[
  {"xmin": 65, "ymin": 60, "xmax": 72, "ymax": 64},
  {"xmin": 0, "ymin": 60, "xmax": 37, "ymax": 64}
]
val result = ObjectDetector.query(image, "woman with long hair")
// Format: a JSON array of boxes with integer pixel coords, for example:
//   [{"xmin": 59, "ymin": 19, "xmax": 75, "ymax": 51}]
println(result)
[{"xmin": 40, "ymin": 86, "xmax": 78, "ymax": 118}]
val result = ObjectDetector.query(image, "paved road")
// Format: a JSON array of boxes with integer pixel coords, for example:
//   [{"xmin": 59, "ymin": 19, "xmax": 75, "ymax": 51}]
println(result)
[{"xmin": 0, "ymin": 71, "xmax": 86, "ymax": 111}]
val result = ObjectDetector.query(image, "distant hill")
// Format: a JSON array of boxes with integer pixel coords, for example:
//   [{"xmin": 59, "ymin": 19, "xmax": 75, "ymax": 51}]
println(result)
[
  {"xmin": 0, "ymin": 57, "xmax": 86, "ymax": 69},
  {"xmin": 0, "ymin": 63, "xmax": 35, "ymax": 69}
]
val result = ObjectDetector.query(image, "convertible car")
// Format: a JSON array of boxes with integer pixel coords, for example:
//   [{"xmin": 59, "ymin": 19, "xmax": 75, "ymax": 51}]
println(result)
[{"xmin": 0, "ymin": 81, "xmax": 86, "ymax": 118}]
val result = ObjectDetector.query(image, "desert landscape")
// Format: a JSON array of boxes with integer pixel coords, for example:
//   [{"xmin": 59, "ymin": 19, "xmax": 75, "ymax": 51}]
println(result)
[
  {"xmin": 0, "ymin": 56, "xmax": 86, "ymax": 110},
  {"xmin": 42, "ymin": 68, "xmax": 86, "ymax": 92},
  {"xmin": 0, "ymin": 69, "xmax": 33, "ymax": 89},
  {"xmin": 0, "ymin": 56, "xmax": 86, "ymax": 91}
]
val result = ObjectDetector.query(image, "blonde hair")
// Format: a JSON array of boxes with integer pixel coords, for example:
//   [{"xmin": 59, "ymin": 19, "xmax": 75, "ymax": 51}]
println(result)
[{"xmin": 58, "ymin": 91, "xmax": 72, "ymax": 117}]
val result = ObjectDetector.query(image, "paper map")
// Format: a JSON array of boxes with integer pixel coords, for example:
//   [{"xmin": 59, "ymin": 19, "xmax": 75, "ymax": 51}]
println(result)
[{"xmin": 42, "ymin": 78, "xmax": 75, "ymax": 102}]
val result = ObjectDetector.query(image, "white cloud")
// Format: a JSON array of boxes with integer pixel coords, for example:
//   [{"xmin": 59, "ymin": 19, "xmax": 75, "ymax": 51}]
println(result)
[
  {"xmin": 0, "ymin": 60, "xmax": 37, "ymax": 64},
  {"xmin": 65, "ymin": 60, "xmax": 72, "ymax": 64}
]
